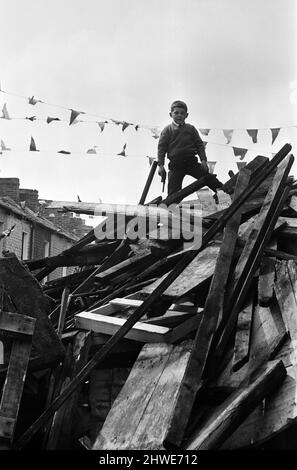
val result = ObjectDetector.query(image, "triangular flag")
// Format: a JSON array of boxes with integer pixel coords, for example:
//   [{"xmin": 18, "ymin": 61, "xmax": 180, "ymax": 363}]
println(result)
[
  {"xmin": 207, "ymin": 161, "xmax": 216, "ymax": 174},
  {"xmin": 117, "ymin": 143, "xmax": 127, "ymax": 157},
  {"xmin": 58, "ymin": 150, "xmax": 71, "ymax": 155},
  {"xmin": 1, "ymin": 139, "xmax": 11, "ymax": 151},
  {"xmin": 151, "ymin": 128, "xmax": 160, "ymax": 139},
  {"xmin": 199, "ymin": 128, "xmax": 210, "ymax": 136},
  {"xmin": 233, "ymin": 146, "xmax": 248, "ymax": 160},
  {"xmin": 1, "ymin": 103, "xmax": 10, "ymax": 120},
  {"xmin": 97, "ymin": 121, "xmax": 107, "ymax": 132},
  {"xmin": 135, "ymin": 125, "xmax": 140, "ymax": 131},
  {"xmin": 69, "ymin": 109, "xmax": 83, "ymax": 125},
  {"xmin": 271, "ymin": 128, "xmax": 280, "ymax": 145},
  {"xmin": 146, "ymin": 156, "xmax": 155, "ymax": 166},
  {"xmin": 25, "ymin": 116, "xmax": 37, "ymax": 122},
  {"xmin": 246, "ymin": 129, "xmax": 258, "ymax": 143},
  {"xmin": 122, "ymin": 121, "xmax": 130, "ymax": 132},
  {"xmin": 223, "ymin": 129, "xmax": 234, "ymax": 144},
  {"xmin": 28, "ymin": 96, "xmax": 42, "ymax": 105},
  {"xmin": 236, "ymin": 161, "xmax": 247, "ymax": 171},
  {"xmin": 47, "ymin": 116, "xmax": 61, "ymax": 124},
  {"xmin": 29, "ymin": 136, "xmax": 39, "ymax": 151},
  {"xmin": 87, "ymin": 148, "xmax": 97, "ymax": 154},
  {"xmin": 112, "ymin": 119, "xmax": 122, "ymax": 126}
]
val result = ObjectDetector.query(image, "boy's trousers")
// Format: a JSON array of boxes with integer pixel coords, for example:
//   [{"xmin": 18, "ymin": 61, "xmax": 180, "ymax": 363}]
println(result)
[{"xmin": 167, "ymin": 156, "xmax": 223, "ymax": 196}]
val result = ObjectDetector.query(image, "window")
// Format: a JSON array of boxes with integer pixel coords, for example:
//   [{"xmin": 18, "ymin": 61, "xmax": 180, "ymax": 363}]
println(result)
[{"xmin": 21, "ymin": 232, "xmax": 29, "ymax": 260}]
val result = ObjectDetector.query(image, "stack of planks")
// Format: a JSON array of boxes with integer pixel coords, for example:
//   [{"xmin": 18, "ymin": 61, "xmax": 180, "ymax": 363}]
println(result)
[{"xmin": 3, "ymin": 144, "xmax": 297, "ymax": 450}]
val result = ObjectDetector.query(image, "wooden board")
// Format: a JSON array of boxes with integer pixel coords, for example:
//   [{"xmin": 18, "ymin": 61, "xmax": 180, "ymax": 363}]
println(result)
[
  {"xmin": 186, "ymin": 360, "xmax": 286, "ymax": 450},
  {"xmin": 232, "ymin": 293, "xmax": 254, "ymax": 371},
  {"xmin": 92, "ymin": 340, "xmax": 192, "ymax": 450},
  {"xmin": 258, "ymin": 238, "xmax": 277, "ymax": 306},
  {"xmin": 75, "ymin": 311, "xmax": 171, "ymax": 343},
  {"xmin": 141, "ymin": 242, "xmax": 221, "ymax": 298},
  {"xmin": 216, "ymin": 261, "xmax": 297, "ymax": 448}
]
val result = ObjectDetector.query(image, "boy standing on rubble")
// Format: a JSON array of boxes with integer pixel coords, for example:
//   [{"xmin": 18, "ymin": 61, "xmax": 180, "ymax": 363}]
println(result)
[{"xmin": 157, "ymin": 100, "xmax": 223, "ymax": 203}]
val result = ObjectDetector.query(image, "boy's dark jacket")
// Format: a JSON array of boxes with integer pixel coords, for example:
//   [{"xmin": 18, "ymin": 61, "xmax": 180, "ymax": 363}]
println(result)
[{"xmin": 157, "ymin": 122, "xmax": 207, "ymax": 166}]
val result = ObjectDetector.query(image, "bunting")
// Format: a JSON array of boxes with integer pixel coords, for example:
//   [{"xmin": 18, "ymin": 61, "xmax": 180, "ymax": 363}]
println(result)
[
  {"xmin": 271, "ymin": 127, "xmax": 280, "ymax": 145},
  {"xmin": 147, "ymin": 156, "xmax": 155, "ymax": 166},
  {"xmin": 97, "ymin": 121, "xmax": 107, "ymax": 132},
  {"xmin": 1, "ymin": 139, "xmax": 11, "ymax": 151},
  {"xmin": 233, "ymin": 146, "xmax": 248, "ymax": 160},
  {"xmin": 247, "ymin": 129, "xmax": 258, "ymax": 143},
  {"xmin": 223, "ymin": 129, "xmax": 233, "ymax": 144},
  {"xmin": 86, "ymin": 147, "xmax": 97, "ymax": 154},
  {"xmin": 199, "ymin": 128, "xmax": 210, "ymax": 136},
  {"xmin": 25, "ymin": 116, "xmax": 37, "ymax": 122},
  {"xmin": 69, "ymin": 109, "xmax": 84, "ymax": 126},
  {"xmin": 1, "ymin": 103, "xmax": 10, "ymax": 120},
  {"xmin": 58, "ymin": 150, "xmax": 71, "ymax": 155},
  {"xmin": 47, "ymin": 116, "xmax": 61, "ymax": 124},
  {"xmin": 29, "ymin": 136, "xmax": 39, "ymax": 152},
  {"xmin": 28, "ymin": 96, "xmax": 43, "ymax": 105},
  {"xmin": 117, "ymin": 143, "xmax": 127, "ymax": 157},
  {"xmin": 122, "ymin": 121, "xmax": 131, "ymax": 132}
]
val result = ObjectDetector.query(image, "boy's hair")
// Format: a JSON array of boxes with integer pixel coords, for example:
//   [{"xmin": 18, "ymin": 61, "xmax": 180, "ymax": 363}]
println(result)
[{"xmin": 170, "ymin": 100, "xmax": 188, "ymax": 112}]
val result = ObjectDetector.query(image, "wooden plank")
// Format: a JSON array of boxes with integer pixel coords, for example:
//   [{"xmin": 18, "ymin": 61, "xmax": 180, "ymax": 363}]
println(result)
[
  {"xmin": 14, "ymin": 144, "xmax": 292, "ymax": 450},
  {"xmin": 0, "ymin": 311, "xmax": 35, "ymax": 336},
  {"xmin": 258, "ymin": 238, "xmax": 277, "ymax": 306},
  {"xmin": 232, "ymin": 292, "xmax": 254, "ymax": 372},
  {"xmin": 141, "ymin": 242, "xmax": 221, "ymax": 297},
  {"xmin": 92, "ymin": 342, "xmax": 175, "ymax": 449},
  {"xmin": 163, "ymin": 168, "xmax": 251, "ymax": 448},
  {"xmin": 47, "ymin": 331, "xmax": 92, "ymax": 449},
  {"xmin": 0, "ymin": 255, "xmax": 65, "ymax": 368},
  {"xmin": 75, "ymin": 312, "xmax": 170, "ymax": 343},
  {"xmin": 218, "ymin": 261, "xmax": 297, "ymax": 449},
  {"xmin": 57, "ymin": 286, "xmax": 70, "ymax": 338},
  {"xmin": 222, "ymin": 155, "xmax": 269, "ymax": 194},
  {"xmin": 186, "ymin": 360, "xmax": 286, "ymax": 450},
  {"xmin": 92, "ymin": 340, "xmax": 192, "ymax": 450},
  {"xmin": 211, "ymin": 156, "xmax": 293, "ymax": 371},
  {"xmin": 0, "ymin": 322, "xmax": 35, "ymax": 448}
]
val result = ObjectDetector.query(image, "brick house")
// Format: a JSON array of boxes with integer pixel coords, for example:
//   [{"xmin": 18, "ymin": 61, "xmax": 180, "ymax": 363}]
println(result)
[{"xmin": 0, "ymin": 178, "xmax": 92, "ymax": 281}]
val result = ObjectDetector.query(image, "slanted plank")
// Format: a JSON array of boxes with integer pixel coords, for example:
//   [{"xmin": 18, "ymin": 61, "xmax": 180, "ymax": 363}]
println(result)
[
  {"xmin": 141, "ymin": 242, "xmax": 221, "ymax": 298},
  {"xmin": 0, "ymin": 316, "xmax": 36, "ymax": 448},
  {"xmin": 222, "ymin": 155, "xmax": 269, "ymax": 194},
  {"xmin": 232, "ymin": 292, "xmax": 254, "ymax": 372},
  {"xmin": 211, "ymin": 156, "xmax": 293, "ymax": 371},
  {"xmin": 163, "ymin": 168, "xmax": 251, "ymax": 448},
  {"xmin": 186, "ymin": 360, "xmax": 286, "ymax": 450},
  {"xmin": 258, "ymin": 238, "xmax": 277, "ymax": 306},
  {"xmin": 92, "ymin": 340, "xmax": 192, "ymax": 450},
  {"xmin": 75, "ymin": 312, "xmax": 170, "ymax": 343},
  {"xmin": 219, "ymin": 261, "xmax": 297, "ymax": 449},
  {"xmin": 0, "ymin": 311, "xmax": 35, "ymax": 336}
]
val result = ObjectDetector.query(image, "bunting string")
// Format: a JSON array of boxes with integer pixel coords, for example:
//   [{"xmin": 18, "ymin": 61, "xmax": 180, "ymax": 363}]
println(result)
[{"xmin": 0, "ymin": 83, "xmax": 297, "ymax": 163}]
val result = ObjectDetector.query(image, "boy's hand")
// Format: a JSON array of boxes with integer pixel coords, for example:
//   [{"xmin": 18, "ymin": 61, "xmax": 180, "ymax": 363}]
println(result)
[
  {"xmin": 201, "ymin": 160, "xmax": 209, "ymax": 173},
  {"xmin": 158, "ymin": 165, "xmax": 166, "ymax": 180}
]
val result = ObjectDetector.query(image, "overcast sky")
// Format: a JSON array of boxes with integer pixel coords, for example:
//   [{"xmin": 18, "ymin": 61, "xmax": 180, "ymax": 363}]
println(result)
[{"xmin": 0, "ymin": 0, "xmax": 296, "ymax": 205}]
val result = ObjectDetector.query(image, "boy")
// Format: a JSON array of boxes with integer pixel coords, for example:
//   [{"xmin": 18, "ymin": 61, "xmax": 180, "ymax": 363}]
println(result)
[{"xmin": 157, "ymin": 100, "xmax": 223, "ymax": 202}]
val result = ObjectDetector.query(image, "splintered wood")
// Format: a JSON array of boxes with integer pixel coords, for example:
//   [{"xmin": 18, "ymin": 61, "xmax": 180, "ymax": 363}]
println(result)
[{"xmin": 6, "ymin": 144, "xmax": 297, "ymax": 451}]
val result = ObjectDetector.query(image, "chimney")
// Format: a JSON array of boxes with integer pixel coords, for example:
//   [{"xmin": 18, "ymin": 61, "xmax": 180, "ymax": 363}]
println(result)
[
  {"xmin": 0, "ymin": 178, "xmax": 20, "ymax": 202},
  {"xmin": 19, "ymin": 188, "xmax": 40, "ymax": 213}
]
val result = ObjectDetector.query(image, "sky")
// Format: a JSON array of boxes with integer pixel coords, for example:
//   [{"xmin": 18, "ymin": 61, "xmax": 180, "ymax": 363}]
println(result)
[{"xmin": 0, "ymin": 0, "xmax": 296, "ymax": 207}]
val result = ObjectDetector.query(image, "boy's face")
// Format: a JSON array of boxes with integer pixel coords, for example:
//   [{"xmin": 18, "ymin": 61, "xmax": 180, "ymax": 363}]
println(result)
[{"xmin": 170, "ymin": 107, "xmax": 188, "ymax": 125}]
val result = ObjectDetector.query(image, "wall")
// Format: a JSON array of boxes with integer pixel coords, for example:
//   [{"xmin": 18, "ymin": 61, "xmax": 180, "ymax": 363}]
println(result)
[
  {"xmin": 1, "ymin": 213, "xmax": 32, "ymax": 259},
  {"xmin": 48, "ymin": 233, "xmax": 76, "ymax": 280}
]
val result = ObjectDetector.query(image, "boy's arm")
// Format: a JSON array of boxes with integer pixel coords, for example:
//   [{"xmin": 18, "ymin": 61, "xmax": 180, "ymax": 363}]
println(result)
[
  {"xmin": 192, "ymin": 126, "xmax": 207, "ymax": 162},
  {"xmin": 157, "ymin": 126, "xmax": 170, "ymax": 166}
]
